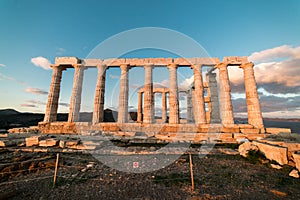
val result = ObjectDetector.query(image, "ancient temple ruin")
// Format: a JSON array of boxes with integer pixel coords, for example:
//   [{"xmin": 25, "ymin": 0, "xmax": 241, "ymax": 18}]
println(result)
[{"xmin": 38, "ymin": 56, "xmax": 266, "ymax": 139}]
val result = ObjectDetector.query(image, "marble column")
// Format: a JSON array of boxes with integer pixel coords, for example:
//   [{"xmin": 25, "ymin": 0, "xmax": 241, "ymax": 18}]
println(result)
[
  {"xmin": 68, "ymin": 64, "xmax": 85, "ymax": 122},
  {"xmin": 44, "ymin": 65, "xmax": 64, "ymax": 122},
  {"xmin": 168, "ymin": 64, "xmax": 179, "ymax": 124},
  {"xmin": 191, "ymin": 64, "xmax": 206, "ymax": 124},
  {"xmin": 186, "ymin": 89, "xmax": 194, "ymax": 123},
  {"xmin": 240, "ymin": 62, "xmax": 264, "ymax": 128},
  {"xmin": 143, "ymin": 65, "xmax": 154, "ymax": 123},
  {"xmin": 216, "ymin": 63, "xmax": 234, "ymax": 125},
  {"xmin": 161, "ymin": 92, "xmax": 167, "ymax": 123},
  {"xmin": 92, "ymin": 64, "xmax": 107, "ymax": 124},
  {"xmin": 207, "ymin": 72, "xmax": 221, "ymax": 123},
  {"xmin": 137, "ymin": 91, "xmax": 143, "ymax": 122},
  {"xmin": 118, "ymin": 64, "xmax": 129, "ymax": 123}
]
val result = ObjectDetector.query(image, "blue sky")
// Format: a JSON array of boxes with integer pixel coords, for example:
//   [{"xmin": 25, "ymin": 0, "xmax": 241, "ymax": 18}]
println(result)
[{"xmin": 0, "ymin": 0, "xmax": 300, "ymax": 118}]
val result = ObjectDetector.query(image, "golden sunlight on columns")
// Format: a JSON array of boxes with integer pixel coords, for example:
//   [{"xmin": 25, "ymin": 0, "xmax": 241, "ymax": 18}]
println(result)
[
  {"xmin": 92, "ymin": 64, "xmax": 107, "ymax": 124},
  {"xmin": 191, "ymin": 64, "xmax": 207, "ymax": 124},
  {"xmin": 240, "ymin": 62, "xmax": 264, "ymax": 128},
  {"xmin": 44, "ymin": 65, "xmax": 64, "ymax": 122},
  {"xmin": 137, "ymin": 91, "xmax": 143, "ymax": 123},
  {"xmin": 216, "ymin": 63, "xmax": 234, "ymax": 125},
  {"xmin": 118, "ymin": 64, "xmax": 130, "ymax": 123},
  {"xmin": 68, "ymin": 64, "xmax": 85, "ymax": 122},
  {"xmin": 167, "ymin": 64, "xmax": 179, "ymax": 124}
]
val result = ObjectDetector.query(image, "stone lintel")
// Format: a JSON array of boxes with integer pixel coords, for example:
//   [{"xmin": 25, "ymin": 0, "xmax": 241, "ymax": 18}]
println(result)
[
  {"xmin": 223, "ymin": 56, "xmax": 248, "ymax": 65},
  {"xmin": 55, "ymin": 57, "xmax": 80, "ymax": 65}
]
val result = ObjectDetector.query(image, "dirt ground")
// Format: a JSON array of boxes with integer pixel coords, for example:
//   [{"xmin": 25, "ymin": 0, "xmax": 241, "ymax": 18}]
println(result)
[{"xmin": 0, "ymin": 148, "xmax": 300, "ymax": 200}]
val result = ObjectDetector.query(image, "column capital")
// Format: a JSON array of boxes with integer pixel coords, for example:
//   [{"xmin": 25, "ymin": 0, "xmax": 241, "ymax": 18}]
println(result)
[
  {"xmin": 167, "ymin": 63, "xmax": 178, "ymax": 69},
  {"xmin": 50, "ymin": 64, "xmax": 66, "ymax": 71},
  {"xmin": 215, "ymin": 62, "xmax": 228, "ymax": 69},
  {"xmin": 120, "ymin": 64, "xmax": 130, "ymax": 71},
  {"xmin": 190, "ymin": 64, "xmax": 203, "ymax": 70},
  {"xmin": 72, "ymin": 64, "xmax": 86, "ymax": 69},
  {"xmin": 144, "ymin": 64, "xmax": 154, "ymax": 69},
  {"xmin": 96, "ymin": 64, "xmax": 107, "ymax": 69},
  {"xmin": 239, "ymin": 62, "xmax": 254, "ymax": 69}
]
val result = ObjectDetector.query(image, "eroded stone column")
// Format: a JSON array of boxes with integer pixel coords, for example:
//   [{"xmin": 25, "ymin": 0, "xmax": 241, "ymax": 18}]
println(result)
[
  {"xmin": 143, "ymin": 65, "xmax": 154, "ymax": 123},
  {"xmin": 92, "ymin": 64, "xmax": 107, "ymax": 124},
  {"xmin": 168, "ymin": 64, "xmax": 179, "ymax": 124},
  {"xmin": 44, "ymin": 65, "xmax": 64, "ymax": 122},
  {"xmin": 191, "ymin": 64, "xmax": 206, "ymax": 124},
  {"xmin": 186, "ymin": 89, "xmax": 194, "ymax": 123},
  {"xmin": 240, "ymin": 62, "xmax": 264, "ymax": 128},
  {"xmin": 137, "ymin": 92, "xmax": 143, "ymax": 122},
  {"xmin": 216, "ymin": 63, "xmax": 234, "ymax": 125},
  {"xmin": 118, "ymin": 64, "xmax": 130, "ymax": 123},
  {"xmin": 162, "ymin": 92, "xmax": 167, "ymax": 123},
  {"xmin": 68, "ymin": 64, "xmax": 85, "ymax": 122},
  {"xmin": 207, "ymin": 72, "xmax": 221, "ymax": 123}
]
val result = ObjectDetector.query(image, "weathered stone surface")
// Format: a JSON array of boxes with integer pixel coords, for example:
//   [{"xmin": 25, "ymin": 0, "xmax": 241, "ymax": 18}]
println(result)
[
  {"xmin": 266, "ymin": 128, "xmax": 291, "ymax": 134},
  {"xmin": 218, "ymin": 148, "xmax": 239, "ymax": 155},
  {"xmin": 253, "ymin": 141, "xmax": 288, "ymax": 165},
  {"xmin": 240, "ymin": 128, "xmax": 260, "ymax": 134},
  {"xmin": 26, "ymin": 136, "xmax": 44, "ymax": 147},
  {"xmin": 39, "ymin": 139, "xmax": 58, "ymax": 147},
  {"xmin": 292, "ymin": 153, "xmax": 300, "ymax": 171},
  {"xmin": 238, "ymin": 142, "xmax": 259, "ymax": 157},
  {"xmin": 0, "ymin": 140, "xmax": 16, "ymax": 147},
  {"xmin": 289, "ymin": 169, "xmax": 299, "ymax": 178}
]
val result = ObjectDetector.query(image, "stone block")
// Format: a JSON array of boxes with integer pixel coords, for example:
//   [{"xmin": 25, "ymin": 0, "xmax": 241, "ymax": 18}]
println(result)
[
  {"xmin": 253, "ymin": 141, "xmax": 288, "ymax": 165},
  {"xmin": 238, "ymin": 142, "xmax": 259, "ymax": 157},
  {"xmin": 55, "ymin": 57, "xmax": 79, "ymax": 65},
  {"xmin": 39, "ymin": 139, "xmax": 58, "ymax": 147},
  {"xmin": 221, "ymin": 127, "xmax": 240, "ymax": 133},
  {"xmin": 66, "ymin": 140, "xmax": 80, "ymax": 148},
  {"xmin": 292, "ymin": 153, "xmax": 300, "ymax": 171},
  {"xmin": 289, "ymin": 169, "xmax": 299, "ymax": 178},
  {"xmin": 266, "ymin": 128, "xmax": 291, "ymax": 134},
  {"xmin": 76, "ymin": 144, "xmax": 97, "ymax": 150},
  {"xmin": 26, "ymin": 136, "xmax": 44, "ymax": 147},
  {"xmin": 240, "ymin": 128, "xmax": 260, "ymax": 134}
]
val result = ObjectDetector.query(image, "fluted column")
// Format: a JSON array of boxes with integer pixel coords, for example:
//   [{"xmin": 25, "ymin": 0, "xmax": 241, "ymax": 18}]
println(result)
[
  {"xmin": 240, "ymin": 62, "xmax": 264, "ymax": 128},
  {"xmin": 186, "ymin": 89, "xmax": 194, "ymax": 123},
  {"xmin": 137, "ymin": 92, "xmax": 143, "ymax": 122},
  {"xmin": 207, "ymin": 72, "xmax": 221, "ymax": 123},
  {"xmin": 143, "ymin": 65, "xmax": 154, "ymax": 123},
  {"xmin": 118, "ymin": 64, "xmax": 130, "ymax": 123},
  {"xmin": 44, "ymin": 65, "xmax": 64, "ymax": 122},
  {"xmin": 68, "ymin": 64, "xmax": 85, "ymax": 122},
  {"xmin": 191, "ymin": 64, "xmax": 207, "ymax": 124},
  {"xmin": 161, "ymin": 92, "xmax": 167, "ymax": 123},
  {"xmin": 216, "ymin": 63, "xmax": 234, "ymax": 125},
  {"xmin": 92, "ymin": 64, "xmax": 107, "ymax": 124},
  {"xmin": 168, "ymin": 64, "xmax": 179, "ymax": 124}
]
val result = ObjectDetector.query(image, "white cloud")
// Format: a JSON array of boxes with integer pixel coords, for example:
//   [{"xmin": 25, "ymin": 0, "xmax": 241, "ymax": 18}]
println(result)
[
  {"xmin": 179, "ymin": 75, "xmax": 194, "ymax": 90},
  {"xmin": 0, "ymin": 64, "xmax": 6, "ymax": 67},
  {"xmin": 56, "ymin": 47, "xmax": 66, "ymax": 55},
  {"xmin": 31, "ymin": 56, "xmax": 51, "ymax": 70},
  {"xmin": 249, "ymin": 45, "xmax": 300, "ymax": 63},
  {"xmin": 25, "ymin": 87, "xmax": 48, "ymax": 95},
  {"xmin": 109, "ymin": 74, "xmax": 120, "ymax": 79}
]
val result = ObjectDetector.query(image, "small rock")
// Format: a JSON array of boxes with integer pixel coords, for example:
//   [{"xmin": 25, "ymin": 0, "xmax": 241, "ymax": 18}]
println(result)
[
  {"xmin": 289, "ymin": 169, "xmax": 299, "ymax": 178},
  {"xmin": 238, "ymin": 142, "xmax": 258, "ymax": 157},
  {"xmin": 270, "ymin": 164, "xmax": 282, "ymax": 170}
]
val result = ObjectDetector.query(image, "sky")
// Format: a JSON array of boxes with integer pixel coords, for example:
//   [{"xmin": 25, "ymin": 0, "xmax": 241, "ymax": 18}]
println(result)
[{"xmin": 0, "ymin": 0, "xmax": 300, "ymax": 119}]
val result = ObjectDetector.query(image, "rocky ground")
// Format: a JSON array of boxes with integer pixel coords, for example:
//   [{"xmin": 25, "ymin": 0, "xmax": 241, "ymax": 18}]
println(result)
[{"xmin": 1, "ymin": 146, "xmax": 300, "ymax": 200}]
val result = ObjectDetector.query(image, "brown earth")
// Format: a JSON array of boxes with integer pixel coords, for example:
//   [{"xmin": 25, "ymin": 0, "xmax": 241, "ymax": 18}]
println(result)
[{"xmin": 0, "ymin": 147, "xmax": 300, "ymax": 200}]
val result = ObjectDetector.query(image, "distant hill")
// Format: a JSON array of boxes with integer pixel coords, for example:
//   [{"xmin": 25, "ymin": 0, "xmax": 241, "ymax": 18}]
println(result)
[{"xmin": 0, "ymin": 109, "xmax": 20, "ymax": 115}]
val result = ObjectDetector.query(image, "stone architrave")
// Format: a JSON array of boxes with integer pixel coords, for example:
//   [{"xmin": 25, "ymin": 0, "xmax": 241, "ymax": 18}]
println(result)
[
  {"xmin": 143, "ymin": 65, "xmax": 154, "ymax": 123},
  {"xmin": 68, "ymin": 64, "xmax": 85, "ymax": 122},
  {"xmin": 167, "ymin": 64, "xmax": 179, "ymax": 124},
  {"xmin": 137, "ymin": 92, "xmax": 143, "ymax": 122},
  {"xmin": 118, "ymin": 64, "xmax": 130, "ymax": 123},
  {"xmin": 44, "ymin": 65, "xmax": 64, "ymax": 122},
  {"xmin": 240, "ymin": 62, "xmax": 264, "ymax": 128},
  {"xmin": 216, "ymin": 63, "xmax": 234, "ymax": 125},
  {"xmin": 162, "ymin": 92, "xmax": 167, "ymax": 123},
  {"xmin": 92, "ymin": 64, "xmax": 107, "ymax": 124},
  {"xmin": 191, "ymin": 64, "xmax": 206, "ymax": 124}
]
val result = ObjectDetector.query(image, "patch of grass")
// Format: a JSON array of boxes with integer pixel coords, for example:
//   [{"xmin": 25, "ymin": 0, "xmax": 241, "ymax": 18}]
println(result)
[
  {"xmin": 215, "ymin": 143, "xmax": 239, "ymax": 149},
  {"xmin": 154, "ymin": 173, "xmax": 190, "ymax": 187}
]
